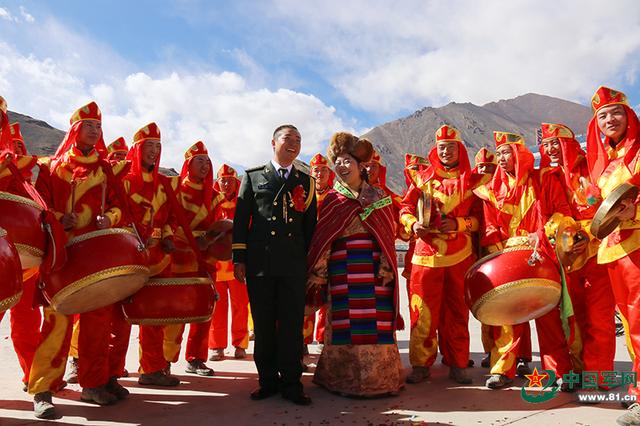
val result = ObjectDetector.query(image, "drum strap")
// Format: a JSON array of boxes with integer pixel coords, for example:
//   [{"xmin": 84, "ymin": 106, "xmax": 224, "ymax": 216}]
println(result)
[
  {"xmin": 159, "ymin": 175, "xmax": 210, "ymax": 278},
  {"xmin": 6, "ymin": 161, "xmax": 68, "ymax": 274}
]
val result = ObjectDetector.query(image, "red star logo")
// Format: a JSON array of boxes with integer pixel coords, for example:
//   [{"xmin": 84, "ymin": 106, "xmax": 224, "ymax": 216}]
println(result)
[{"xmin": 525, "ymin": 367, "xmax": 549, "ymax": 388}]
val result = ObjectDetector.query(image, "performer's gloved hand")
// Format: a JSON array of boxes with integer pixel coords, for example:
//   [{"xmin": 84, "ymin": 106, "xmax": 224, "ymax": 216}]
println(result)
[
  {"xmin": 95, "ymin": 215, "xmax": 111, "ymax": 230},
  {"xmin": 412, "ymin": 221, "xmax": 429, "ymax": 239},
  {"xmin": 196, "ymin": 235, "xmax": 209, "ymax": 251},
  {"xmin": 61, "ymin": 213, "xmax": 78, "ymax": 231},
  {"xmin": 571, "ymin": 231, "xmax": 589, "ymax": 255},
  {"xmin": 438, "ymin": 217, "xmax": 457, "ymax": 233},
  {"xmin": 617, "ymin": 198, "xmax": 636, "ymax": 222},
  {"xmin": 161, "ymin": 237, "xmax": 175, "ymax": 253},
  {"xmin": 234, "ymin": 262, "xmax": 246, "ymax": 284}
]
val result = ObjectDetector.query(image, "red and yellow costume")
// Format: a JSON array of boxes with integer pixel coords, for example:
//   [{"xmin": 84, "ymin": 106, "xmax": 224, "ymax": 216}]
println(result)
[
  {"xmin": 0, "ymin": 113, "xmax": 42, "ymax": 385},
  {"xmin": 399, "ymin": 125, "xmax": 481, "ymax": 369},
  {"xmin": 539, "ymin": 122, "xmax": 615, "ymax": 378},
  {"xmin": 208, "ymin": 164, "xmax": 250, "ymax": 351},
  {"xmin": 162, "ymin": 142, "xmax": 218, "ymax": 363},
  {"xmin": 302, "ymin": 154, "xmax": 335, "ymax": 345},
  {"xmin": 586, "ymin": 86, "xmax": 640, "ymax": 395},
  {"xmin": 28, "ymin": 102, "xmax": 125, "ymax": 394},
  {"xmin": 474, "ymin": 131, "xmax": 572, "ymax": 379},
  {"xmin": 122, "ymin": 123, "xmax": 176, "ymax": 375}
]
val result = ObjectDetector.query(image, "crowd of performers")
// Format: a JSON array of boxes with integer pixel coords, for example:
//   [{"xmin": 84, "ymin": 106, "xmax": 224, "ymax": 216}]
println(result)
[{"xmin": 0, "ymin": 85, "xmax": 640, "ymax": 424}]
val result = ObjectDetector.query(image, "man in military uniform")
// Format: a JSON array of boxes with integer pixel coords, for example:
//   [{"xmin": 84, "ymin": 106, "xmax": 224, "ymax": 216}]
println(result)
[{"xmin": 233, "ymin": 124, "xmax": 316, "ymax": 406}]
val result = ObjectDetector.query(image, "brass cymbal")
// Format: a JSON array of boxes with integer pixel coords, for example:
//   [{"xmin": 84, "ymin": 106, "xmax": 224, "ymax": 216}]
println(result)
[{"xmin": 590, "ymin": 182, "xmax": 639, "ymax": 239}]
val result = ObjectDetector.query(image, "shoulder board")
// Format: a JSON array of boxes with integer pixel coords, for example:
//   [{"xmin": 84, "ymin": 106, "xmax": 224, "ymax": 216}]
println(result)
[{"xmin": 245, "ymin": 166, "xmax": 263, "ymax": 173}]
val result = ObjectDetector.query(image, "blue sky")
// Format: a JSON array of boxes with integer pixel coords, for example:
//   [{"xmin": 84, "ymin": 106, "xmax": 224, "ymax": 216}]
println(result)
[{"xmin": 1, "ymin": 1, "xmax": 639, "ymax": 171}]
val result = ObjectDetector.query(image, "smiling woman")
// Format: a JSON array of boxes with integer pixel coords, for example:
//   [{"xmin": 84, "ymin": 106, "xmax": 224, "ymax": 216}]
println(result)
[{"xmin": 306, "ymin": 131, "xmax": 404, "ymax": 397}]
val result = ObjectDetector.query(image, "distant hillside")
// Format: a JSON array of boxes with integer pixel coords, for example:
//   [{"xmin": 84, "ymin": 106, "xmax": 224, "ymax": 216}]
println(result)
[{"xmin": 361, "ymin": 93, "xmax": 592, "ymax": 192}]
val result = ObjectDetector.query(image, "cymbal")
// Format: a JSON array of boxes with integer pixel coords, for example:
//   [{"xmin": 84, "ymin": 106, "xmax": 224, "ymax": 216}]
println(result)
[{"xmin": 590, "ymin": 183, "xmax": 639, "ymax": 240}]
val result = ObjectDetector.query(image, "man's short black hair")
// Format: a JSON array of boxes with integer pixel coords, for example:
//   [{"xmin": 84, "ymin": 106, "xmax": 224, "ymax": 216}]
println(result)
[{"xmin": 273, "ymin": 124, "xmax": 300, "ymax": 141}]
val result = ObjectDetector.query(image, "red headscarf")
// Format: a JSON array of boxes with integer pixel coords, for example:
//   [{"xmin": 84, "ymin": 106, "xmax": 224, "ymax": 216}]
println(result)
[
  {"xmin": 309, "ymin": 153, "xmax": 335, "ymax": 189},
  {"xmin": 50, "ymin": 101, "xmax": 107, "ymax": 173},
  {"xmin": 213, "ymin": 164, "xmax": 240, "ymax": 200},
  {"xmin": 179, "ymin": 141, "xmax": 214, "ymax": 208},
  {"xmin": 538, "ymin": 123, "xmax": 585, "ymax": 190},
  {"xmin": 488, "ymin": 131, "xmax": 535, "ymax": 202},
  {"xmin": 125, "ymin": 122, "xmax": 161, "ymax": 197},
  {"xmin": 421, "ymin": 125, "xmax": 472, "ymax": 196},
  {"xmin": 586, "ymin": 86, "xmax": 640, "ymax": 184},
  {"xmin": 0, "ymin": 96, "xmax": 12, "ymax": 155}
]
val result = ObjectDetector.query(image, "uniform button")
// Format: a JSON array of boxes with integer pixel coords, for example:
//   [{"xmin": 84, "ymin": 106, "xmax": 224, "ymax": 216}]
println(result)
[
  {"xmin": 271, "ymin": 230, "xmax": 276, "ymax": 236},
  {"xmin": 273, "ymin": 202, "xmax": 278, "ymax": 206},
  {"xmin": 272, "ymin": 216, "xmax": 277, "ymax": 220},
  {"xmin": 288, "ymin": 218, "xmax": 293, "ymax": 223},
  {"xmin": 288, "ymin": 233, "xmax": 292, "ymax": 237}
]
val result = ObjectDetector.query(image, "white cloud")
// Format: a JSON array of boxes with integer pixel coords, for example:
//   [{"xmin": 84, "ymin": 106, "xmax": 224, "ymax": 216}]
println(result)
[
  {"xmin": 0, "ymin": 7, "xmax": 16, "ymax": 22},
  {"xmin": 19, "ymin": 6, "xmax": 34, "ymax": 23},
  {"xmin": 267, "ymin": 0, "xmax": 640, "ymax": 113},
  {"xmin": 0, "ymin": 43, "xmax": 350, "ymax": 172}
]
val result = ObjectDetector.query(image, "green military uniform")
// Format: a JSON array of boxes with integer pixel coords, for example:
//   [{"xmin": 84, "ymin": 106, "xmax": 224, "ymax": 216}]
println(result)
[{"xmin": 232, "ymin": 161, "xmax": 316, "ymax": 396}]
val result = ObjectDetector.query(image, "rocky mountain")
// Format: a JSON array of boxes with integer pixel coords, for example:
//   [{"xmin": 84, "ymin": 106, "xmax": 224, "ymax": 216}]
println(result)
[{"xmin": 361, "ymin": 93, "xmax": 592, "ymax": 193}]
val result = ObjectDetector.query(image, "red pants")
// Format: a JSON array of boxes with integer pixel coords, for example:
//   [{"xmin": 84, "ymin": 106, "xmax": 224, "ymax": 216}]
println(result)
[
  {"xmin": 208, "ymin": 279, "xmax": 249, "ymax": 349},
  {"xmin": 0, "ymin": 272, "xmax": 41, "ymax": 383},
  {"xmin": 163, "ymin": 320, "xmax": 212, "ymax": 363},
  {"xmin": 408, "ymin": 256, "xmax": 473, "ymax": 369},
  {"xmin": 109, "ymin": 305, "xmax": 131, "ymax": 377},
  {"xmin": 29, "ymin": 304, "xmax": 114, "ymax": 392},
  {"xmin": 567, "ymin": 258, "xmax": 615, "ymax": 375},
  {"xmin": 608, "ymin": 250, "xmax": 640, "ymax": 396},
  {"xmin": 490, "ymin": 309, "xmax": 571, "ymax": 379}
]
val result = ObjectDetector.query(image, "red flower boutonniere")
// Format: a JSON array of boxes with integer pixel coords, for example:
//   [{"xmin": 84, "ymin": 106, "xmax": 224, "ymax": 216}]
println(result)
[{"xmin": 291, "ymin": 185, "xmax": 306, "ymax": 212}]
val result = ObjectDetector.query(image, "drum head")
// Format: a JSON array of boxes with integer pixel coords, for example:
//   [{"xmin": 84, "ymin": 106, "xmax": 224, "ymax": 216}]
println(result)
[
  {"xmin": 51, "ymin": 271, "xmax": 148, "ymax": 315},
  {"xmin": 472, "ymin": 279, "xmax": 561, "ymax": 326},
  {"xmin": 590, "ymin": 183, "xmax": 639, "ymax": 239}
]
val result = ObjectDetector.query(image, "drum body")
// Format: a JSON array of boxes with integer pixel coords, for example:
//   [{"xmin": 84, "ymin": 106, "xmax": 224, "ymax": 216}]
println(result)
[
  {"xmin": 0, "ymin": 191, "xmax": 46, "ymax": 269},
  {"xmin": 43, "ymin": 228, "xmax": 150, "ymax": 315},
  {"xmin": 206, "ymin": 219, "xmax": 233, "ymax": 261},
  {"xmin": 122, "ymin": 276, "xmax": 216, "ymax": 325},
  {"xmin": 464, "ymin": 246, "xmax": 561, "ymax": 326},
  {"xmin": 0, "ymin": 227, "xmax": 24, "ymax": 313}
]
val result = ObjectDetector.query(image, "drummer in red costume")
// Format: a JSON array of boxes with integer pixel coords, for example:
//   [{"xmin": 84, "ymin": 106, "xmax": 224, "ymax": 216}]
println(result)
[
  {"xmin": 400, "ymin": 125, "xmax": 481, "ymax": 385},
  {"xmin": 122, "ymin": 122, "xmax": 180, "ymax": 387},
  {"xmin": 162, "ymin": 142, "xmax": 216, "ymax": 376},
  {"xmin": 365, "ymin": 148, "xmax": 403, "ymax": 211},
  {"xmin": 539, "ymin": 122, "xmax": 616, "ymax": 395},
  {"xmin": 302, "ymin": 153, "xmax": 335, "ymax": 351},
  {"xmin": 583, "ymin": 87, "xmax": 640, "ymax": 423},
  {"xmin": 208, "ymin": 164, "xmax": 250, "ymax": 361},
  {"xmin": 28, "ymin": 101, "xmax": 129, "ymax": 419},
  {"xmin": 473, "ymin": 131, "xmax": 572, "ymax": 389},
  {"xmin": 0, "ymin": 107, "xmax": 42, "ymax": 392},
  {"xmin": 106, "ymin": 137, "xmax": 129, "ymax": 162}
]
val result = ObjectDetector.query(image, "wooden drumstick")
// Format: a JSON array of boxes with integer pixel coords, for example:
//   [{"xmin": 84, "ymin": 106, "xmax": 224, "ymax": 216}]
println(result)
[
  {"xmin": 70, "ymin": 181, "xmax": 77, "ymax": 214},
  {"xmin": 100, "ymin": 180, "xmax": 107, "ymax": 216}
]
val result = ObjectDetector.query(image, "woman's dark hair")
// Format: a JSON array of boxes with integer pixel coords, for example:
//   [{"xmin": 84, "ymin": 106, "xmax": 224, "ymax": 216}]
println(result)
[{"xmin": 360, "ymin": 167, "xmax": 369, "ymax": 183}]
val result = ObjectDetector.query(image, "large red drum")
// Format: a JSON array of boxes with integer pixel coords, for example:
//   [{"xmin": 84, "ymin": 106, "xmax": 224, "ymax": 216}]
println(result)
[
  {"xmin": 43, "ymin": 228, "xmax": 150, "ymax": 315},
  {"xmin": 0, "ymin": 191, "xmax": 46, "ymax": 269},
  {"xmin": 122, "ymin": 276, "xmax": 216, "ymax": 325},
  {"xmin": 465, "ymin": 246, "xmax": 561, "ymax": 326},
  {"xmin": 0, "ymin": 227, "xmax": 24, "ymax": 313}
]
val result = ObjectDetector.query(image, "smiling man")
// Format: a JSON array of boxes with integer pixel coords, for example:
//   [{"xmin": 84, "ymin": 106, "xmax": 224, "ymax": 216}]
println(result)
[{"xmin": 232, "ymin": 124, "xmax": 316, "ymax": 406}]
